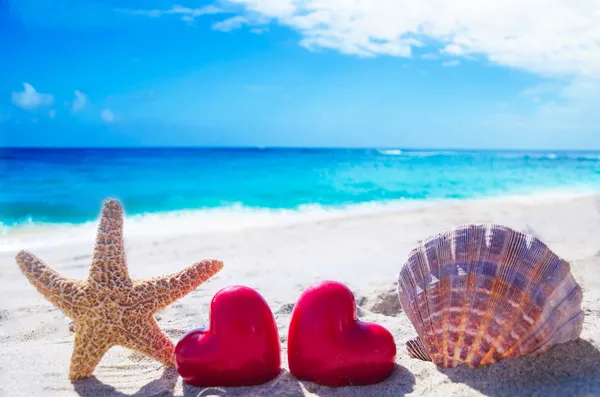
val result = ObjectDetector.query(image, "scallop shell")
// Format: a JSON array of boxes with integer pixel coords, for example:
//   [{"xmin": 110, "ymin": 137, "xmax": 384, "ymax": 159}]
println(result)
[{"xmin": 397, "ymin": 223, "xmax": 584, "ymax": 368}]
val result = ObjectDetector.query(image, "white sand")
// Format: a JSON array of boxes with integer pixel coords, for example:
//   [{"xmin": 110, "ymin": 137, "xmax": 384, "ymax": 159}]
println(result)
[{"xmin": 1, "ymin": 192, "xmax": 600, "ymax": 396}]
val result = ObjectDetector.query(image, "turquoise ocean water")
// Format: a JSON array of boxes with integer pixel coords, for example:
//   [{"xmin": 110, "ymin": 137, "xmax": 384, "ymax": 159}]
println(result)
[{"xmin": 2, "ymin": 148, "xmax": 600, "ymax": 231}]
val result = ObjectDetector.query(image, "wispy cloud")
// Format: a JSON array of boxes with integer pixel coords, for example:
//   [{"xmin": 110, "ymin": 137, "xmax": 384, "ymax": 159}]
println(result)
[
  {"xmin": 486, "ymin": 77, "xmax": 600, "ymax": 135},
  {"xmin": 209, "ymin": 0, "xmax": 600, "ymax": 136},
  {"xmin": 72, "ymin": 90, "xmax": 88, "ymax": 112},
  {"xmin": 212, "ymin": 16, "xmax": 248, "ymax": 31},
  {"xmin": 518, "ymin": 82, "xmax": 563, "ymax": 102},
  {"xmin": 124, "ymin": 3, "xmax": 271, "ymax": 32},
  {"xmin": 219, "ymin": 0, "xmax": 600, "ymax": 79},
  {"xmin": 101, "ymin": 108, "xmax": 114, "ymax": 123},
  {"xmin": 11, "ymin": 83, "xmax": 54, "ymax": 110},
  {"xmin": 212, "ymin": 14, "xmax": 271, "ymax": 32},
  {"xmin": 250, "ymin": 27, "xmax": 268, "ymax": 34},
  {"xmin": 119, "ymin": 4, "xmax": 222, "ymax": 24},
  {"xmin": 49, "ymin": 109, "xmax": 56, "ymax": 119},
  {"xmin": 442, "ymin": 60, "xmax": 460, "ymax": 67}
]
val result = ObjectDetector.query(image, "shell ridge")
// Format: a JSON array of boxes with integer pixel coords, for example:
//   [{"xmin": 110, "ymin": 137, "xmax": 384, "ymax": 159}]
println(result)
[
  {"xmin": 423, "ymin": 233, "xmax": 446, "ymax": 364},
  {"xmin": 549, "ymin": 309, "xmax": 584, "ymax": 346},
  {"xmin": 437, "ymin": 229, "xmax": 456, "ymax": 367},
  {"xmin": 479, "ymin": 228, "xmax": 532, "ymax": 364},
  {"xmin": 529, "ymin": 310, "xmax": 584, "ymax": 356},
  {"xmin": 492, "ymin": 235, "xmax": 548, "ymax": 360},
  {"xmin": 398, "ymin": 223, "xmax": 584, "ymax": 368},
  {"xmin": 457, "ymin": 223, "xmax": 493, "ymax": 364},
  {"xmin": 406, "ymin": 244, "xmax": 438, "ymax": 360},
  {"xmin": 518, "ymin": 271, "xmax": 583, "ymax": 355},
  {"xmin": 406, "ymin": 336, "xmax": 432, "ymax": 361},
  {"xmin": 464, "ymin": 224, "xmax": 516, "ymax": 366},
  {"xmin": 452, "ymin": 224, "xmax": 483, "ymax": 363},
  {"xmin": 447, "ymin": 224, "xmax": 476, "ymax": 365},
  {"xmin": 472, "ymin": 225, "xmax": 519, "ymax": 364},
  {"xmin": 465, "ymin": 224, "xmax": 506, "ymax": 366},
  {"xmin": 540, "ymin": 306, "xmax": 584, "ymax": 354},
  {"xmin": 447, "ymin": 225, "xmax": 466, "ymax": 364},
  {"xmin": 507, "ymin": 254, "xmax": 570, "ymax": 356},
  {"xmin": 398, "ymin": 246, "xmax": 433, "ymax": 359},
  {"xmin": 500, "ymin": 244, "xmax": 557, "ymax": 358},
  {"xmin": 502, "ymin": 243, "xmax": 581, "ymax": 359},
  {"xmin": 549, "ymin": 278, "xmax": 584, "ymax": 348},
  {"xmin": 411, "ymin": 242, "xmax": 440, "ymax": 362},
  {"xmin": 397, "ymin": 257, "xmax": 424, "ymax": 339}
]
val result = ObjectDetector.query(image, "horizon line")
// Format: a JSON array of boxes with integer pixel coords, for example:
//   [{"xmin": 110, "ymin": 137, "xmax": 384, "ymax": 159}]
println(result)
[{"xmin": 2, "ymin": 146, "xmax": 600, "ymax": 152}]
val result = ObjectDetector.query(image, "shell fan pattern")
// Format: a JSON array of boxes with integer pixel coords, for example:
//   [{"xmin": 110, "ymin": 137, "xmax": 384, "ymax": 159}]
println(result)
[{"xmin": 397, "ymin": 223, "xmax": 584, "ymax": 368}]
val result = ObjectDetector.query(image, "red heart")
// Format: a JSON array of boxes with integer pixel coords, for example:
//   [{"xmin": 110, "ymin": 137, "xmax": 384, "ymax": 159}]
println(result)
[
  {"xmin": 174, "ymin": 285, "xmax": 281, "ymax": 387},
  {"xmin": 287, "ymin": 280, "xmax": 396, "ymax": 387}
]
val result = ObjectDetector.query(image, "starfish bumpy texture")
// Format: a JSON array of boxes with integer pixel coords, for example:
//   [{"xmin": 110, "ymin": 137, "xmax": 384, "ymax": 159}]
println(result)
[{"xmin": 16, "ymin": 199, "xmax": 224, "ymax": 380}]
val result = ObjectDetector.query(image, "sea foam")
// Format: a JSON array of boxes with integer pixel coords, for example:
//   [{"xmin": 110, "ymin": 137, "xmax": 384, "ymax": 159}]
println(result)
[{"xmin": 1, "ymin": 188, "xmax": 594, "ymax": 253}]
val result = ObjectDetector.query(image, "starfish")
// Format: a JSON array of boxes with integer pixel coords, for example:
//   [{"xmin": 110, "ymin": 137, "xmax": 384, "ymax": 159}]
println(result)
[{"xmin": 16, "ymin": 199, "xmax": 224, "ymax": 380}]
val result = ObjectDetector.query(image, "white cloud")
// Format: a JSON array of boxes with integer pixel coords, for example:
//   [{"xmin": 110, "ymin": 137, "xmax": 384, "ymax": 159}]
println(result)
[
  {"xmin": 11, "ymin": 83, "xmax": 54, "ymax": 110},
  {"xmin": 212, "ymin": 13, "xmax": 271, "ymax": 32},
  {"xmin": 120, "ymin": 4, "xmax": 222, "ymax": 23},
  {"xmin": 442, "ymin": 60, "xmax": 461, "ymax": 67},
  {"xmin": 72, "ymin": 90, "xmax": 88, "ymax": 112},
  {"xmin": 211, "ymin": 0, "xmax": 600, "ymax": 138},
  {"xmin": 442, "ymin": 44, "xmax": 466, "ymax": 56},
  {"xmin": 221, "ymin": 0, "xmax": 600, "ymax": 78},
  {"xmin": 212, "ymin": 16, "xmax": 249, "ymax": 31},
  {"xmin": 49, "ymin": 109, "xmax": 56, "ymax": 119},
  {"xmin": 125, "ymin": 3, "xmax": 275, "ymax": 31},
  {"xmin": 101, "ymin": 109, "xmax": 114, "ymax": 123}
]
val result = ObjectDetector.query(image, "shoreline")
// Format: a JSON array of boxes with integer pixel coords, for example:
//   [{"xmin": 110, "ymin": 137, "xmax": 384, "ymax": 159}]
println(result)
[
  {"xmin": 1, "ymin": 186, "xmax": 597, "ymax": 253},
  {"xmin": 1, "ymin": 190, "xmax": 600, "ymax": 396}
]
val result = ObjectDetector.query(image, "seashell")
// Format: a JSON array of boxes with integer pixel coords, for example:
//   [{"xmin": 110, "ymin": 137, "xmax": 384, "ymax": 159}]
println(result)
[{"xmin": 397, "ymin": 223, "xmax": 584, "ymax": 368}]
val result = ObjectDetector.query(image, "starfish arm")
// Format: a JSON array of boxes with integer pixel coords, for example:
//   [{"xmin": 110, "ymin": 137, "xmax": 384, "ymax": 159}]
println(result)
[
  {"xmin": 133, "ymin": 259, "xmax": 224, "ymax": 312},
  {"xmin": 69, "ymin": 320, "xmax": 114, "ymax": 380},
  {"xmin": 88, "ymin": 199, "xmax": 133, "ymax": 289},
  {"xmin": 121, "ymin": 315, "xmax": 175, "ymax": 367},
  {"xmin": 16, "ymin": 250, "xmax": 89, "ymax": 319}
]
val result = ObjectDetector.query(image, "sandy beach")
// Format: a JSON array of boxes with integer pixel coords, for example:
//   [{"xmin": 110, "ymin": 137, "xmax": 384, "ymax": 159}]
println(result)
[{"xmin": 1, "ymin": 192, "xmax": 600, "ymax": 397}]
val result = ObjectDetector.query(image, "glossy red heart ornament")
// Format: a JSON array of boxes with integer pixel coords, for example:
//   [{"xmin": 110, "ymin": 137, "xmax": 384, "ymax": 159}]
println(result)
[
  {"xmin": 288, "ymin": 280, "xmax": 396, "ymax": 387},
  {"xmin": 174, "ymin": 285, "xmax": 281, "ymax": 387}
]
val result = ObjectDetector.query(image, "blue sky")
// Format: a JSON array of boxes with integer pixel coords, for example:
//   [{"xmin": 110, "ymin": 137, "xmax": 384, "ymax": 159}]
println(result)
[{"xmin": 1, "ymin": 0, "xmax": 599, "ymax": 149}]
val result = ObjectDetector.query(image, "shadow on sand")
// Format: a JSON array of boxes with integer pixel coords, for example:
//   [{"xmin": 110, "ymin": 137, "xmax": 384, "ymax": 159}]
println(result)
[
  {"xmin": 182, "ymin": 364, "xmax": 415, "ymax": 397},
  {"xmin": 438, "ymin": 338, "xmax": 600, "ymax": 396},
  {"xmin": 72, "ymin": 367, "xmax": 179, "ymax": 397},
  {"xmin": 181, "ymin": 369, "xmax": 304, "ymax": 397},
  {"xmin": 71, "ymin": 368, "xmax": 305, "ymax": 397},
  {"xmin": 68, "ymin": 340, "xmax": 599, "ymax": 397},
  {"xmin": 71, "ymin": 363, "xmax": 415, "ymax": 397},
  {"xmin": 296, "ymin": 364, "xmax": 415, "ymax": 397}
]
